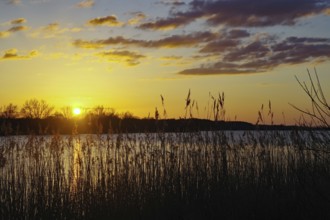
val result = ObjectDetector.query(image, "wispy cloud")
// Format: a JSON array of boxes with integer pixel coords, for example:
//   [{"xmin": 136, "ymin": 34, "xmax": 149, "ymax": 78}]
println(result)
[
  {"xmin": 0, "ymin": 48, "xmax": 38, "ymax": 61},
  {"xmin": 128, "ymin": 12, "xmax": 146, "ymax": 25},
  {"xmin": 0, "ymin": 20, "xmax": 28, "ymax": 38},
  {"xmin": 178, "ymin": 67, "xmax": 257, "ymax": 75},
  {"xmin": 157, "ymin": 0, "xmax": 186, "ymax": 6},
  {"xmin": 8, "ymin": 25, "xmax": 28, "ymax": 32},
  {"xmin": 139, "ymin": 16, "xmax": 190, "ymax": 30},
  {"xmin": 161, "ymin": 55, "xmax": 182, "ymax": 60},
  {"xmin": 87, "ymin": 15, "xmax": 123, "ymax": 27},
  {"xmin": 72, "ymin": 40, "xmax": 104, "ymax": 49},
  {"xmin": 10, "ymin": 18, "xmax": 26, "ymax": 24},
  {"xmin": 76, "ymin": 0, "xmax": 95, "ymax": 8},
  {"xmin": 73, "ymin": 31, "xmax": 217, "ymax": 49},
  {"xmin": 30, "ymin": 22, "xmax": 81, "ymax": 38},
  {"xmin": 160, "ymin": 55, "xmax": 188, "ymax": 66},
  {"xmin": 42, "ymin": 23, "xmax": 60, "ymax": 32},
  {"xmin": 0, "ymin": 31, "xmax": 10, "ymax": 38},
  {"xmin": 198, "ymin": 29, "xmax": 250, "ymax": 53},
  {"xmin": 96, "ymin": 50, "xmax": 146, "ymax": 66},
  {"xmin": 139, "ymin": 0, "xmax": 330, "ymax": 30},
  {"xmin": 7, "ymin": 0, "xmax": 21, "ymax": 5}
]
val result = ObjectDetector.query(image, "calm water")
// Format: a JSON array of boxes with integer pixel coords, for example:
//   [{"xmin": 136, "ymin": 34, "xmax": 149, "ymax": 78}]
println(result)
[{"xmin": 1, "ymin": 130, "xmax": 328, "ymax": 178}]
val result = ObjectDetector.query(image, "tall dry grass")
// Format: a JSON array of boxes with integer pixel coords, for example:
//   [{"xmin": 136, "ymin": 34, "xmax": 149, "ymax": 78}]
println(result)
[{"xmin": 0, "ymin": 129, "xmax": 329, "ymax": 219}]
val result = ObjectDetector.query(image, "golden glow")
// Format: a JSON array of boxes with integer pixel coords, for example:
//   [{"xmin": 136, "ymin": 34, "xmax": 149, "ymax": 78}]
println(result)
[
  {"xmin": 70, "ymin": 140, "xmax": 82, "ymax": 194},
  {"xmin": 73, "ymin": 107, "xmax": 81, "ymax": 115}
]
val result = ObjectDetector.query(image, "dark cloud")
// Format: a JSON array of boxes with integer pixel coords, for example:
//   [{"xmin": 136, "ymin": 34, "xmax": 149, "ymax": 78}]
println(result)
[
  {"xmin": 97, "ymin": 50, "xmax": 146, "ymax": 66},
  {"xmin": 223, "ymin": 41, "xmax": 271, "ymax": 62},
  {"xmin": 147, "ymin": 31, "xmax": 217, "ymax": 47},
  {"xmin": 8, "ymin": 25, "xmax": 27, "ymax": 32},
  {"xmin": 139, "ymin": 11, "xmax": 199, "ymax": 30},
  {"xmin": 268, "ymin": 38, "xmax": 330, "ymax": 65},
  {"xmin": 72, "ymin": 40, "xmax": 105, "ymax": 49},
  {"xmin": 42, "ymin": 23, "xmax": 60, "ymax": 32},
  {"xmin": 140, "ymin": 0, "xmax": 330, "ymax": 30},
  {"xmin": 178, "ymin": 67, "xmax": 258, "ymax": 75},
  {"xmin": 199, "ymin": 29, "xmax": 250, "ymax": 53},
  {"xmin": 72, "ymin": 27, "xmax": 330, "ymax": 75},
  {"xmin": 199, "ymin": 39, "xmax": 239, "ymax": 53},
  {"xmin": 228, "ymin": 29, "xmax": 250, "ymax": 39},
  {"xmin": 0, "ymin": 23, "xmax": 27, "ymax": 38},
  {"xmin": 158, "ymin": 0, "xmax": 186, "ymax": 6},
  {"xmin": 10, "ymin": 18, "xmax": 26, "ymax": 24},
  {"xmin": 87, "ymin": 15, "xmax": 122, "ymax": 26},
  {"xmin": 282, "ymin": 36, "xmax": 330, "ymax": 44},
  {"xmin": 73, "ymin": 31, "xmax": 218, "ymax": 49},
  {"xmin": 0, "ymin": 49, "xmax": 38, "ymax": 61},
  {"xmin": 178, "ymin": 36, "xmax": 330, "ymax": 75}
]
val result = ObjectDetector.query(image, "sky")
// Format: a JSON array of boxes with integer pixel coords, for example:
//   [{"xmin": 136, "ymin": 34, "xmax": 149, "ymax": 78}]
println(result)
[{"xmin": 0, "ymin": 0, "xmax": 330, "ymax": 124}]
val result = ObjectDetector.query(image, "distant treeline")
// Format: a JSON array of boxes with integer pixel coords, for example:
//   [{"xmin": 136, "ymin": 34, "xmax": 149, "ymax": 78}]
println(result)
[
  {"xmin": 1, "ymin": 92, "xmax": 328, "ymax": 135},
  {"xmin": 0, "ymin": 98, "xmax": 292, "ymax": 135},
  {"xmin": 0, "ymin": 115, "xmax": 316, "ymax": 136}
]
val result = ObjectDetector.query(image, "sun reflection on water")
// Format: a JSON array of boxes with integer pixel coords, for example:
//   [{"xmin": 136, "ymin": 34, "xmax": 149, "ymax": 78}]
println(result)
[{"xmin": 70, "ymin": 138, "xmax": 82, "ymax": 195}]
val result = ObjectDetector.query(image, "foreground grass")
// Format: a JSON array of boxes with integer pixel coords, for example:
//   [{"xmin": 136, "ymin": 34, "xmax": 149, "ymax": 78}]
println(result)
[{"xmin": 0, "ymin": 129, "xmax": 330, "ymax": 220}]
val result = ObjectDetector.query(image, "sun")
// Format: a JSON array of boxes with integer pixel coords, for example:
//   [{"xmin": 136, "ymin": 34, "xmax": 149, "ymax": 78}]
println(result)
[{"xmin": 73, "ymin": 107, "xmax": 81, "ymax": 116}]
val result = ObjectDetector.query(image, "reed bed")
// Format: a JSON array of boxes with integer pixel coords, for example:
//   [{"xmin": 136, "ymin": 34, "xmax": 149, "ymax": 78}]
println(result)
[{"xmin": 0, "ymin": 129, "xmax": 330, "ymax": 219}]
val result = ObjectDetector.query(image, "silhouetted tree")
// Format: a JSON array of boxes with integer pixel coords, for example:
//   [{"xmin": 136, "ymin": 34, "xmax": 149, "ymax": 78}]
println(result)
[
  {"xmin": 121, "ymin": 111, "xmax": 137, "ymax": 119},
  {"xmin": 93, "ymin": 105, "xmax": 106, "ymax": 117},
  {"xmin": 1, "ymin": 103, "xmax": 18, "ymax": 119},
  {"xmin": 52, "ymin": 111, "xmax": 65, "ymax": 119},
  {"xmin": 60, "ymin": 106, "xmax": 73, "ymax": 119},
  {"xmin": 107, "ymin": 108, "xmax": 118, "ymax": 118},
  {"xmin": 20, "ymin": 99, "xmax": 54, "ymax": 119}
]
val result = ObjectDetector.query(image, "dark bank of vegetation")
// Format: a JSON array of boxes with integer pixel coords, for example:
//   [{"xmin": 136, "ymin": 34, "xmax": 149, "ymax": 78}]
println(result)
[
  {"xmin": 0, "ymin": 69, "xmax": 329, "ymax": 219},
  {"xmin": 1, "ymin": 116, "xmax": 317, "ymax": 136},
  {"xmin": 1, "ymin": 95, "xmax": 259, "ymax": 135},
  {"xmin": 0, "ymin": 100, "xmax": 327, "ymax": 137}
]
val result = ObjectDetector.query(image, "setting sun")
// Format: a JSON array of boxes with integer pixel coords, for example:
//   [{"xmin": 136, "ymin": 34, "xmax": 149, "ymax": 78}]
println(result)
[{"xmin": 73, "ymin": 107, "xmax": 81, "ymax": 116}]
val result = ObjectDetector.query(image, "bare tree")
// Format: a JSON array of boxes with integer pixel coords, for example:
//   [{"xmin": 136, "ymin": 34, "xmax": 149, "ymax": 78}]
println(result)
[
  {"xmin": 120, "ymin": 111, "xmax": 136, "ymax": 119},
  {"xmin": 21, "ymin": 99, "xmax": 54, "ymax": 119},
  {"xmin": 290, "ymin": 68, "xmax": 329, "ymax": 127},
  {"xmin": 1, "ymin": 103, "xmax": 18, "ymax": 119},
  {"xmin": 61, "ymin": 106, "xmax": 73, "ymax": 119},
  {"xmin": 87, "ymin": 106, "xmax": 117, "ymax": 117},
  {"xmin": 93, "ymin": 105, "xmax": 106, "ymax": 117}
]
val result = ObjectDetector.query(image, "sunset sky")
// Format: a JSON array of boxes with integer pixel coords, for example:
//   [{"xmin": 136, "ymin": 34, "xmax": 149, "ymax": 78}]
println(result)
[{"xmin": 1, "ymin": 0, "xmax": 330, "ymax": 124}]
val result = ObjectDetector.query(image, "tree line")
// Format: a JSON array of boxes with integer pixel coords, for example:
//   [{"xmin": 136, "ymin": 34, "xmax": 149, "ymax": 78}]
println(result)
[
  {"xmin": 0, "ymin": 99, "xmax": 260, "ymax": 135},
  {"xmin": 0, "ymin": 98, "xmax": 137, "ymax": 120},
  {"xmin": 0, "ymin": 98, "xmax": 147, "ymax": 135}
]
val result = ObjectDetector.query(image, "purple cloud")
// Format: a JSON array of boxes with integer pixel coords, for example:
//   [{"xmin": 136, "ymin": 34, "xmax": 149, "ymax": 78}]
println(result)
[{"xmin": 139, "ymin": 0, "xmax": 330, "ymax": 30}]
